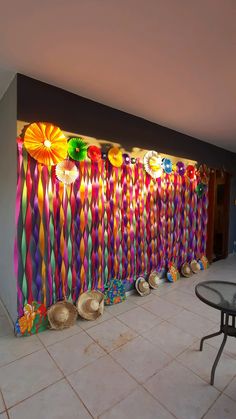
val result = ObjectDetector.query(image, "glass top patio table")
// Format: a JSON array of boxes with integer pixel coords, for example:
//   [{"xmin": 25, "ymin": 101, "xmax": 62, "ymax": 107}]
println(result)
[{"xmin": 195, "ymin": 281, "xmax": 236, "ymax": 315}]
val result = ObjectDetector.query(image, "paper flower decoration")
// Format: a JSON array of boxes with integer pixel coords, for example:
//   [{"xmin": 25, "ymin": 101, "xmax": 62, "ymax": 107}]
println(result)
[
  {"xmin": 197, "ymin": 164, "xmax": 210, "ymax": 185},
  {"xmin": 24, "ymin": 122, "xmax": 68, "ymax": 166},
  {"xmin": 167, "ymin": 263, "xmax": 180, "ymax": 282},
  {"xmin": 123, "ymin": 153, "xmax": 130, "ymax": 164},
  {"xmin": 87, "ymin": 145, "xmax": 102, "ymax": 162},
  {"xmin": 162, "ymin": 158, "xmax": 172, "ymax": 174},
  {"xmin": 56, "ymin": 160, "xmax": 78, "ymax": 185},
  {"xmin": 196, "ymin": 182, "xmax": 206, "ymax": 198},
  {"xmin": 68, "ymin": 137, "xmax": 87, "ymax": 161},
  {"xmin": 176, "ymin": 161, "xmax": 186, "ymax": 176},
  {"xmin": 108, "ymin": 147, "xmax": 123, "ymax": 167},
  {"xmin": 15, "ymin": 302, "xmax": 48, "ymax": 337},
  {"xmin": 143, "ymin": 151, "xmax": 163, "ymax": 178},
  {"xmin": 186, "ymin": 164, "xmax": 196, "ymax": 180}
]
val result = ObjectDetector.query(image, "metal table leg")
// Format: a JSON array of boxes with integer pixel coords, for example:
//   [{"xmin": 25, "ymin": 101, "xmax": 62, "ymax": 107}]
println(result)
[
  {"xmin": 210, "ymin": 332, "xmax": 227, "ymax": 385},
  {"xmin": 200, "ymin": 311, "xmax": 224, "ymax": 351}
]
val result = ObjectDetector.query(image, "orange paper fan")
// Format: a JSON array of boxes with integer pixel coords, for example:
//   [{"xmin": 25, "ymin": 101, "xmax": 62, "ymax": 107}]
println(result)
[{"xmin": 24, "ymin": 122, "xmax": 68, "ymax": 166}]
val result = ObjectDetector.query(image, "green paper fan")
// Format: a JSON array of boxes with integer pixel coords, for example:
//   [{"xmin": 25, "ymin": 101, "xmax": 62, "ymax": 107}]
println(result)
[{"xmin": 68, "ymin": 137, "xmax": 87, "ymax": 161}]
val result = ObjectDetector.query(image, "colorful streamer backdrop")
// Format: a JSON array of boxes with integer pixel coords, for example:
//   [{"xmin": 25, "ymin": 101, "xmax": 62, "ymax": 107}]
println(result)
[{"xmin": 15, "ymin": 144, "xmax": 208, "ymax": 315}]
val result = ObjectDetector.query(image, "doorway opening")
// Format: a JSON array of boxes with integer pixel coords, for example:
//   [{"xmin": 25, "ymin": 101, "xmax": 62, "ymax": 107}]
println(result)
[{"xmin": 206, "ymin": 170, "xmax": 231, "ymax": 262}]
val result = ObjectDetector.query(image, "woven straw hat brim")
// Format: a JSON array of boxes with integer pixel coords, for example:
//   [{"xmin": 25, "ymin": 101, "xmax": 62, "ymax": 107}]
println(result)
[
  {"xmin": 77, "ymin": 290, "xmax": 104, "ymax": 321},
  {"xmin": 47, "ymin": 301, "xmax": 77, "ymax": 330},
  {"xmin": 181, "ymin": 264, "xmax": 193, "ymax": 278},
  {"xmin": 135, "ymin": 277, "xmax": 151, "ymax": 296},
  {"xmin": 190, "ymin": 260, "xmax": 201, "ymax": 274},
  {"xmin": 148, "ymin": 272, "xmax": 161, "ymax": 289}
]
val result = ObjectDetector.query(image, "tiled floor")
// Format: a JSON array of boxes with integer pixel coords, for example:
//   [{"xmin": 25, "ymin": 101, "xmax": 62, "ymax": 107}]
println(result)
[{"xmin": 1, "ymin": 257, "xmax": 236, "ymax": 418}]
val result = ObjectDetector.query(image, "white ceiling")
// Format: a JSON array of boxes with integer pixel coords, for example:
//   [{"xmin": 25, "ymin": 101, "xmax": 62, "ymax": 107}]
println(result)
[{"xmin": 0, "ymin": 0, "xmax": 236, "ymax": 152}]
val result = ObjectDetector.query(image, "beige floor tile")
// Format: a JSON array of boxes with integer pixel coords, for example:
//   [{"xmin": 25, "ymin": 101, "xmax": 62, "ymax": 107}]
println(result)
[
  {"xmin": 144, "ymin": 360, "xmax": 219, "ymax": 419},
  {"xmin": 86, "ymin": 318, "xmax": 137, "ymax": 353},
  {"xmin": 110, "ymin": 336, "xmax": 171, "ymax": 383},
  {"xmin": 0, "ymin": 393, "xmax": 5, "ymax": 413},
  {"xmin": 47, "ymin": 331, "xmax": 105, "ymax": 375},
  {"xmin": 0, "ymin": 349, "xmax": 62, "ymax": 408},
  {"xmin": 8, "ymin": 379, "xmax": 92, "ymax": 419},
  {"xmin": 143, "ymin": 321, "xmax": 197, "ymax": 357},
  {"xmin": 0, "ymin": 316, "xmax": 13, "ymax": 337},
  {"xmin": 38, "ymin": 324, "xmax": 82, "ymax": 347},
  {"xmin": 177, "ymin": 342, "xmax": 235, "ymax": 390},
  {"xmin": 77, "ymin": 310, "xmax": 112, "ymax": 330},
  {"xmin": 105, "ymin": 300, "xmax": 137, "ymax": 315},
  {"xmin": 117, "ymin": 306, "xmax": 161, "ymax": 334},
  {"xmin": 127, "ymin": 292, "xmax": 158, "ymax": 305},
  {"xmin": 224, "ymin": 376, "xmax": 236, "ymax": 401},
  {"xmin": 0, "ymin": 334, "xmax": 43, "ymax": 368},
  {"xmin": 162, "ymin": 289, "xmax": 197, "ymax": 309},
  {"xmin": 142, "ymin": 296, "xmax": 183, "ymax": 320},
  {"xmin": 100, "ymin": 386, "xmax": 175, "ymax": 419},
  {"xmin": 203, "ymin": 394, "xmax": 236, "ymax": 419},
  {"xmin": 168, "ymin": 309, "xmax": 216, "ymax": 338},
  {"xmin": 68, "ymin": 355, "xmax": 137, "ymax": 417}
]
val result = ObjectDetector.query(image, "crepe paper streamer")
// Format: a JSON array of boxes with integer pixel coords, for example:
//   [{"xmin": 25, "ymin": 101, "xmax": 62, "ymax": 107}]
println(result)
[
  {"xmin": 16, "ymin": 141, "xmax": 210, "ymax": 319},
  {"xmin": 56, "ymin": 160, "xmax": 78, "ymax": 185},
  {"xmin": 68, "ymin": 137, "xmax": 87, "ymax": 161},
  {"xmin": 15, "ymin": 140, "xmax": 25, "ymax": 316},
  {"xmin": 24, "ymin": 122, "xmax": 68, "ymax": 166},
  {"xmin": 143, "ymin": 150, "xmax": 163, "ymax": 179}
]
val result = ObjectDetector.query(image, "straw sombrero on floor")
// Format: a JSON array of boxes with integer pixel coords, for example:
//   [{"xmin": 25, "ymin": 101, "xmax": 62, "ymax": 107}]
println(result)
[
  {"xmin": 47, "ymin": 301, "xmax": 77, "ymax": 330},
  {"xmin": 135, "ymin": 276, "xmax": 150, "ymax": 296},
  {"xmin": 181, "ymin": 262, "xmax": 193, "ymax": 278},
  {"xmin": 77, "ymin": 290, "xmax": 104, "ymax": 321},
  {"xmin": 190, "ymin": 260, "xmax": 201, "ymax": 274},
  {"xmin": 148, "ymin": 271, "xmax": 162, "ymax": 289}
]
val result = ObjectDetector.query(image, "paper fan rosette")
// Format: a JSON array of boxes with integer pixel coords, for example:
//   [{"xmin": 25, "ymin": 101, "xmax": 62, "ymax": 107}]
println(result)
[
  {"xmin": 87, "ymin": 145, "xmax": 102, "ymax": 162},
  {"xmin": 24, "ymin": 122, "xmax": 68, "ymax": 166},
  {"xmin": 56, "ymin": 160, "xmax": 78, "ymax": 185},
  {"xmin": 143, "ymin": 151, "xmax": 163, "ymax": 178},
  {"xmin": 108, "ymin": 147, "xmax": 123, "ymax": 167},
  {"xmin": 68, "ymin": 137, "xmax": 87, "ymax": 161}
]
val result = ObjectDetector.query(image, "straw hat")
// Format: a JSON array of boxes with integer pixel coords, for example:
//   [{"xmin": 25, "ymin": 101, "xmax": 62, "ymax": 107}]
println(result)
[
  {"xmin": 47, "ymin": 301, "xmax": 77, "ymax": 330},
  {"xmin": 77, "ymin": 290, "xmax": 104, "ymax": 321},
  {"xmin": 181, "ymin": 262, "xmax": 193, "ymax": 278},
  {"xmin": 190, "ymin": 260, "xmax": 201, "ymax": 274},
  {"xmin": 148, "ymin": 271, "xmax": 162, "ymax": 289},
  {"xmin": 108, "ymin": 147, "xmax": 123, "ymax": 167},
  {"xmin": 135, "ymin": 277, "xmax": 150, "ymax": 296}
]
